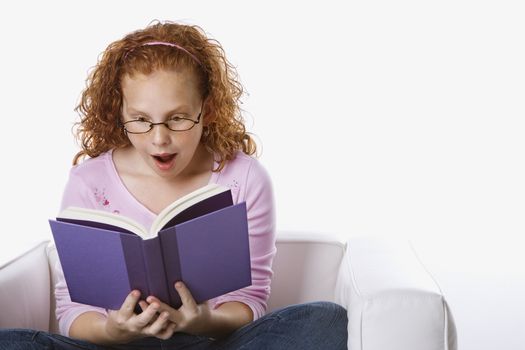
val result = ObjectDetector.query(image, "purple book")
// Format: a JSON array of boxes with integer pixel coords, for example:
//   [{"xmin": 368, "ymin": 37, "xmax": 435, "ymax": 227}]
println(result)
[{"xmin": 49, "ymin": 186, "xmax": 251, "ymax": 310}]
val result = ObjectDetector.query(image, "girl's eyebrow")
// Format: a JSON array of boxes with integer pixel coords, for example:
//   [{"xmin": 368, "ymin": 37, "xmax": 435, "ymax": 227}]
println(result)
[{"xmin": 125, "ymin": 105, "xmax": 193, "ymax": 116}]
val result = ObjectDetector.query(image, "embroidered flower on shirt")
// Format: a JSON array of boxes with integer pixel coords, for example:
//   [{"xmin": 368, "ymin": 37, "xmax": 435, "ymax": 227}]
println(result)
[
  {"xmin": 94, "ymin": 188, "xmax": 111, "ymax": 209},
  {"xmin": 93, "ymin": 188, "xmax": 121, "ymax": 214}
]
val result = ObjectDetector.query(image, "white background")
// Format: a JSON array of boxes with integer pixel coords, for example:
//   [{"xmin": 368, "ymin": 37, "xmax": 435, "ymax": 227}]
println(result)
[{"xmin": 0, "ymin": 1, "xmax": 524, "ymax": 349}]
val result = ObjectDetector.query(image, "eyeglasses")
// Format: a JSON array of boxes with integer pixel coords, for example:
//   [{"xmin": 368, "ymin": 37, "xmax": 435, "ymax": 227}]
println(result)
[{"xmin": 122, "ymin": 110, "xmax": 202, "ymax": 134}]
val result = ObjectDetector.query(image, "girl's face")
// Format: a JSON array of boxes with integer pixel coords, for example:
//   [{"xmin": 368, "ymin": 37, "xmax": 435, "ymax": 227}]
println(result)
[{"xmin": 121, "ymin": 69, "xmax": 206, "ymax": 181}]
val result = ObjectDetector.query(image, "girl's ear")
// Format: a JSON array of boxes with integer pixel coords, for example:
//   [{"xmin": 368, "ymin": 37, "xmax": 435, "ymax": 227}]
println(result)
[{"xmin": 202, "ymin": 126, "xmax": 211, "ymax": 140}]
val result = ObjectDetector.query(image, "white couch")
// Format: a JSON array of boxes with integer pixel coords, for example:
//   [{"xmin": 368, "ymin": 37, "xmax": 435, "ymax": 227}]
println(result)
[{"xmin": 0, "ymin": 233, "xmax": 457, "ymax": 350}]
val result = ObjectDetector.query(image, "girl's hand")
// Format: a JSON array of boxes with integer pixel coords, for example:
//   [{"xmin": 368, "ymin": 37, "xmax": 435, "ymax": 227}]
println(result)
[
  {"xmin": 145, "ymin": 282, "xmax": 212, "ymax": 336},
  {"xmin": 105, "ymin": 290, "xmax": 176, "ymax": 342}
]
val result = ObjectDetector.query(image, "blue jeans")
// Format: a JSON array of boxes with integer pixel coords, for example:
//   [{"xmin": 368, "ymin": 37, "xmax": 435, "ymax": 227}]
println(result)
[{"xmin": 0, "ymin": 302, "xmax": 347, "ymax": 349}]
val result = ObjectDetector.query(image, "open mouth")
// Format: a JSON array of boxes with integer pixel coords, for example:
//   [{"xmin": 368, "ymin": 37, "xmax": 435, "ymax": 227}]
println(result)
[
  {"xmin": 151, "ymin": 153, "xmax": 177, "ymax": 170},
  {"xmin": 153, "ymin": 154, "xmax": 176, "ymax": 163}
]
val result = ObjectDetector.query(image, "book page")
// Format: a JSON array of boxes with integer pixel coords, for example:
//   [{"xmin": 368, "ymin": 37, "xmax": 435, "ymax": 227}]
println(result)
[
  {"xmin": 58, "ymin": 207, "xmax": 148, "ymax": 238},
  {"xmin": 150, "ymin": 183, "xmax": 229, "ymax": 235}
]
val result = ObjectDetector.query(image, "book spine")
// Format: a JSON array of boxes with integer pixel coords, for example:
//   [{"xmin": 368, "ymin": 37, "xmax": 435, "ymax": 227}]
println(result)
[
  {"xmin": 141, "ymin": 238, "xmax": 171, "ymax": 304},
  {"xmin": 158, "ymin": 228, "xmax": 183, "ymax": 308},
  {"xmin": 120, "ymin": 235, "xmax": 149, "ymax": 300}
]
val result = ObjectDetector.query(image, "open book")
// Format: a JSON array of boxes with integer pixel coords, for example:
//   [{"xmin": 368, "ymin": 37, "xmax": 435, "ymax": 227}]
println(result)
[{"xmin": 49, "ymin": 183, "xmax": 252, "ymax": 310}]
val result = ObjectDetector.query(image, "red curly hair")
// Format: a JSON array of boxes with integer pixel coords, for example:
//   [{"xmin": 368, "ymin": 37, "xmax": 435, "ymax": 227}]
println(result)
[{"xmin": 73, "ymin": 20, "xmax": 257, "ymax": 171}]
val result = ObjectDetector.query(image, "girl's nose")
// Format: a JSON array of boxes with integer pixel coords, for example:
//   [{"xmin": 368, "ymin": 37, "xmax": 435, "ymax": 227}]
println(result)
[{"xmin": 150, "ymin": 123, "xmax": 172, "ymax": 146}]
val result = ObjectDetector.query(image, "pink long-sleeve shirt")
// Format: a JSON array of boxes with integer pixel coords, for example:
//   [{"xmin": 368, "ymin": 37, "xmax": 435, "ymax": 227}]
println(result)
[{"xmin": 54, "ymin": 150, "xmax": 276, "ymax": 336}]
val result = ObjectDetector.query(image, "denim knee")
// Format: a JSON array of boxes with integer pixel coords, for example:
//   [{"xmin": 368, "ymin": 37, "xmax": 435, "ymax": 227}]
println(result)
[
  {"xmin": 0, "ymin": 329, "xmax": 43, "ymax": 350},
  {"xmin": 273, "ymin": 301, "xmax": 348, "ymax": 331},
  {"xmin": 306, "ymin": 301, "xmax": 348, "ymax": 329},
  {"xmin": 272, "ymin": 302, "xmax": 348, "ymax": 349}
]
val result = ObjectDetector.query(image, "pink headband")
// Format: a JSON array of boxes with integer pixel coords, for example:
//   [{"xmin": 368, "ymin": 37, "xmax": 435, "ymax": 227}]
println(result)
[{"xmin": 124, "ymin": 41, "xmax": 202, "ymax": 66}]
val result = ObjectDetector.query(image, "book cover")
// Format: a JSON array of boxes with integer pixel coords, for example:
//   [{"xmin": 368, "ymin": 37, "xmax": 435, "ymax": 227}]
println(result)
[{"xmin": 49, "ymin": 187, "xmax": 252, "ymax": 310}]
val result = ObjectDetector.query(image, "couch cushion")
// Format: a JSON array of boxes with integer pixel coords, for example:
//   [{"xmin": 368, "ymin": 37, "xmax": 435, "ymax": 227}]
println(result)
[
  {"xmin": 267, "ymin": 233, "xmax": 345, "ymax": 311},
  {"xmin": 0, "ymin": 240, "xmax": 51, "ymax": 331},
  {"xmin": 46, "ymin": 244, "xmax": 61, "ymax": 333}
]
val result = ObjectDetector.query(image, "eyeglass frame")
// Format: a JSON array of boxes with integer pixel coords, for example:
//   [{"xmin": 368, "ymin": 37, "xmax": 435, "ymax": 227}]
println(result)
[{"xmin": 120, "ymin": 101, "xmax": 204, "ymax": 134}]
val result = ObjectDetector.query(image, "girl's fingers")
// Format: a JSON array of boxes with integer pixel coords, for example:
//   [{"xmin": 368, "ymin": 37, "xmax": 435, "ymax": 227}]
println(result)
[
  {"xmin": 146, "ymin": 296, "xmax": 181, "ymax": 324},
  {"xmin": 120, "ymin": 290, "xmax": 141, "ymax": 317},
  {"xmin": 139, "ymin": 300, "xmax": 149, "ymax": 312},
  {"xmin": 156, "ymin": 322, "xmax": 177, "ymax": 340},
  {"xmin": 145, "ymin": 311, "xmax": 173, "ymax": 337},
  {"xmin": 175, "ymin": 282, "xmax": 197, "ymax": 310},
  {"xmin": 134, "ymin": 302, "xmax": 160, "ymax": 327}
]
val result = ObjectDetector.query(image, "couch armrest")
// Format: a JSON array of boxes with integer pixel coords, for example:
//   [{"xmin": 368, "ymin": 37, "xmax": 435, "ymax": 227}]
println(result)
[
  {"xmin": 335, "ymin": 238, "xmax": 457, "ymax": 350},
  {"xmin": 0, "ymin": 240, "xmax": 52, "ymax": 331}
]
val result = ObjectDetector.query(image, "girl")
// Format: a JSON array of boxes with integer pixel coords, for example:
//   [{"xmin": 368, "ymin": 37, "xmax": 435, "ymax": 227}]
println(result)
[{"xmin": 0, "ymin": 20, "xmax": 347, "ymax": 349}]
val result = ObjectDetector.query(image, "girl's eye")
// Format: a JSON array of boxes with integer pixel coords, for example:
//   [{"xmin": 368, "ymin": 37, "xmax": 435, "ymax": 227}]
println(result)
[
  {"xmin": 134, "ymin": 116, "xmax": 148, "ymax": 122},
  {"xmin": 169, "ymin": 115, "xmax": 186, "ymax": 122}
]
